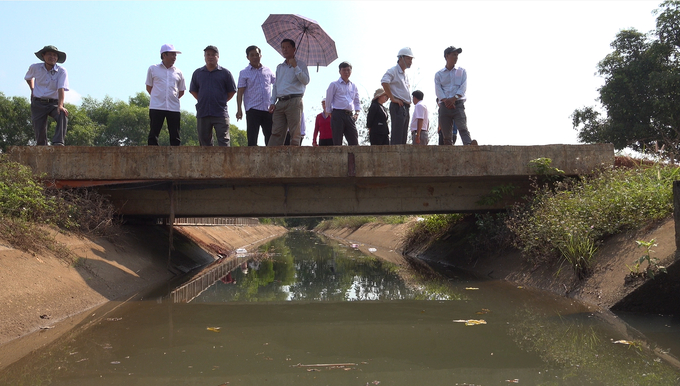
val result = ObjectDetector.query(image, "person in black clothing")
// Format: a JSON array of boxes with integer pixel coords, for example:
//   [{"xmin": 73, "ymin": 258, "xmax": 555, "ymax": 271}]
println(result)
[{"xmin": 366, "ymin": 88, "xmax": 390, "ymax": 145}]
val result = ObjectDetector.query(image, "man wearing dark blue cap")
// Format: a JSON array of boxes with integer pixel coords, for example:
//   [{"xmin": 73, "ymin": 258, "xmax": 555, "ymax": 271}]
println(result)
[
  {"xmin": 435, "ymin": 46, "xmax": 476, "ymax": 146},
  {"xmin": 24, "ymin": 45, "xmax": 69, "ymax": 146}
]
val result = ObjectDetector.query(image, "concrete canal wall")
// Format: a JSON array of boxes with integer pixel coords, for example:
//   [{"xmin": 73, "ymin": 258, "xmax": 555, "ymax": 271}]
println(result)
[{"xmin": 0, "ymin": 223, "xmax": 286, "ymax": 369}]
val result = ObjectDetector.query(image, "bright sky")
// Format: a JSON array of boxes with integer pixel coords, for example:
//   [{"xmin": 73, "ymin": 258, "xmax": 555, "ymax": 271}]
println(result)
[{"xmin": 0, "ymin": 1, "xmax": 660, "ymax": 146}]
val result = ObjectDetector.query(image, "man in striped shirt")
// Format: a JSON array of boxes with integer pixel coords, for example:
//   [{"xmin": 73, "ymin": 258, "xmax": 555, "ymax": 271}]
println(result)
[{"xmin": 236, "ymin": 45, "xmax": 276, "ymax": 146}]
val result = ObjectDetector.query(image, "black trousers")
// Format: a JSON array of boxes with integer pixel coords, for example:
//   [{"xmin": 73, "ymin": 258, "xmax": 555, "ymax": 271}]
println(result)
[
  {"xmin": 246, "ymin": 109, "xmax": 273, "ymax": 146},
  {"xmin": 370, "ymin": 130, "xmax": 389, "ymax": 145},
  {"xmin": 331, "ymin": 109, "xmax": 358, "ymax": 146},
  {"xmin": 148, "ymin": 109, "xmax": 181, "ymax": 146},
  {"xmin": 31, "ymin": 98, "xmax": 68, "ymax": 145}
]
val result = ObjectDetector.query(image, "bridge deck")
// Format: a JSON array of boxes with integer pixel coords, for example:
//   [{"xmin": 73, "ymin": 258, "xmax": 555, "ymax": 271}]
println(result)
[{"xmin": 7, "ymin": 144, "xmax": 614, "ymax": 217}]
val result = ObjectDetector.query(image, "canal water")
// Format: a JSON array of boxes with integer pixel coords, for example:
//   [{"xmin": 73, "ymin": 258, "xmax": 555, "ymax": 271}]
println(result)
[{"xmin": 1, "ymin": 231, "xmax": 679, "ymax": 385}]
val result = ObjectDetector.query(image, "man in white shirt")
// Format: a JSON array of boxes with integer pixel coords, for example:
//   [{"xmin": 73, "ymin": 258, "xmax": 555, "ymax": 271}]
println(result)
[
  {"xmin": 236, "ymin": 45, "xmax": 276, "ymax": 146},
  {"xmin": 325, "ymin": 61, "xmax": 361, "ymax": 146},
  {"xmin": 434, "ymin": 46, "xmax": 476, "ymax": 146},
  {"xmin": 381, "ymin": 47, "xmax": 414, "ymax": 145},
  {"xmin": 267, "ymin": 39, "xmax": 310, "ymax": 146},
  {"xmin": 410, "ymin": 90, "xmax": 428, "ymax": 145},
  {"xmin": 146, "ymin": 44, "xmax": 186, "ymax": 146},
  {"xmin": 24, "ymin": 45, "xmax": 69, "ymax": 146}
]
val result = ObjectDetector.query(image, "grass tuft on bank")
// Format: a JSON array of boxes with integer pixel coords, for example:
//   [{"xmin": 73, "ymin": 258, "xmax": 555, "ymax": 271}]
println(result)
[
  {"xmin": 506, "ymin": 163, "xmax": 677, "ymax": 276},
  {"xmin": 0, "ymin": 156, "xmax": 120, "ymax": 263}
]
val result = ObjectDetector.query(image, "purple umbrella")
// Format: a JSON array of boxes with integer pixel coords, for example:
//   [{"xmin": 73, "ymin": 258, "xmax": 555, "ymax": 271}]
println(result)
[{"xmin": 262, "ymin": 14, "xmax": 338, "ymax": 71}]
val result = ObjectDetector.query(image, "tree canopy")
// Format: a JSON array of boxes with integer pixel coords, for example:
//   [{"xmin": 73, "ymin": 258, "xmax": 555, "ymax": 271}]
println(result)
[
  {"xmin": 572, "ymin": 0, "xmax": 680, "ymax": 160},
  {"xmin": 0, "ymin": 92, "xmax": 247, "ymax": 151}
]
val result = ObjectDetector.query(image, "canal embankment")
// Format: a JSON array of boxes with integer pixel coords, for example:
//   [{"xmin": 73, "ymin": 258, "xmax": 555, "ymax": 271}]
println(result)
[
  {"xmin": 319, "ymin": 217, "xmax": 679, "ymax": 314},
  {"xmin": 0, "ymin": 223, "xmax": 286, "ymax": 368}
]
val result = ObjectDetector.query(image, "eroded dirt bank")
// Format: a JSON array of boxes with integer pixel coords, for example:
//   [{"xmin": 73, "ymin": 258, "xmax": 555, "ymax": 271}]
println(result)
[
  {"xmin": 320, "ymin": 217, "xmax": 679, "ymax": 313},
  {"xmin": 0, "ymin": 223, "xmax": 286, "ymax": 369}
]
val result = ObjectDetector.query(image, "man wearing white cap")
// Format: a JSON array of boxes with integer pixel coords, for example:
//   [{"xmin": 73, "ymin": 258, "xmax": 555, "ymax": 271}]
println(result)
[
  {"xmin": 381, "ymin": 47, "xmax": 413, "ymax": 145},
  {"xmin": 146, "ymin": 44, "xmax": 186, "ymax": 146},
  {"xmin": 24, "ymin": 45, "xmax": 69, "ymax": 146}
]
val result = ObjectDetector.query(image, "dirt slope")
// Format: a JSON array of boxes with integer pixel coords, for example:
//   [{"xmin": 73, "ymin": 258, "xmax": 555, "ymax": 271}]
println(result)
[{"xmin": 0, "ymin": 224, "xmax": 286, "ymax": 369}]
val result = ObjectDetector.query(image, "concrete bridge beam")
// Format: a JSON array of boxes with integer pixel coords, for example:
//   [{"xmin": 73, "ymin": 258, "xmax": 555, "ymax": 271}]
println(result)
[{"xmin": 6, "ymin": 144, "xmax": 614, "ymax": 217}]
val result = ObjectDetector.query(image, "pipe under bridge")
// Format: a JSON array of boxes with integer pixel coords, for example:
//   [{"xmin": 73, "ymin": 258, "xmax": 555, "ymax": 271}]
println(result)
[{"xmin": 6, "ymin": 144, "xmax": 614, "ymax": 218}]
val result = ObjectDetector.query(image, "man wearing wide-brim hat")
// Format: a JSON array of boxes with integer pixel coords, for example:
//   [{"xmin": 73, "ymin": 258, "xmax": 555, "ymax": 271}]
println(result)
[{"xmin": 24, "ymin": 45, "xmax": 70, "ymax": 146}]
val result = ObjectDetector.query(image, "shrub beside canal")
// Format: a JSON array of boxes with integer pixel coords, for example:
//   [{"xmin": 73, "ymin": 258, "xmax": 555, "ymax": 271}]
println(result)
[
  {"xmin": 0, "ymin": 156, "xmax": 119, "ymax": 263},
  {"xmin": 507, "ymin": 163, "xmax": 677, "ymax": 276}
]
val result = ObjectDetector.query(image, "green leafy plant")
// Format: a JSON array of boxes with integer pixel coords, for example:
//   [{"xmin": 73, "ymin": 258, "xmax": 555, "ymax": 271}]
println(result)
[
  {"xmin": 529, "ymin": 157, "xmax": 566, "ymax": 187},
  {"xmin": 529, "ymin": 157, "xmax": 565, "ymax": 176},
  {"xmin": 476, "ymin": 183, "xmax": 518, "ymax": 206},
  {"xmin": 627, "ymin": 239, "xmax": 667, "ymax": 279}
]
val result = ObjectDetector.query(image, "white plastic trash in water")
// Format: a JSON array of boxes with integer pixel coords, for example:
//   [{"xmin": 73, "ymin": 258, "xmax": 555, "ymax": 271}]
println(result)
[{"xmin": 368, "ymin": 248, "xmax": 377, "ymax": 253}]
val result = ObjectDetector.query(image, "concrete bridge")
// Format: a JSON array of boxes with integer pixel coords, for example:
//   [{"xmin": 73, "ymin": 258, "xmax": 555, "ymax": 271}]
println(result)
[{"xmin": 6, "ymin": 144, "xmax": 614, "ymax": 218}]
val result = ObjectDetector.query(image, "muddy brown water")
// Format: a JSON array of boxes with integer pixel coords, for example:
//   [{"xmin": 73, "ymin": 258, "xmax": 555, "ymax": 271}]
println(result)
[{"xmin": 1, "ymin": 231, "xmax": 679, "ymax": 385}]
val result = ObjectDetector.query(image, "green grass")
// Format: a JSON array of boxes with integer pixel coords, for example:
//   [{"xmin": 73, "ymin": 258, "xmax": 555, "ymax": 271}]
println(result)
[
  {"xmin": 315, "ymin": 215, "xmax": 411, "ymax": 231},
  {"xmin": 402, "ymin": 214, "xmax": 464, "ymax": 248},
  {"xmin": 506, "ymin": 163, "xmax": 678, "ymax": 273}
]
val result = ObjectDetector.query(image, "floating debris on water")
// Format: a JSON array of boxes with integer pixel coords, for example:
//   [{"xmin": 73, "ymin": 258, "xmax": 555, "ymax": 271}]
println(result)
[
  {"xmin": 465, "ymin": 287, "xmax": 479, "ymax": 290},
  {"xmin": 368, "ymin": 248, "xmax": 377, "ymax": 253},
  {"xmin": 613, "ymin": 340, "xmax": 634, "ymax": 345},
  {"xmin": 453, "ymin": 319, "xmax": 487, "ymax": 326},
  {"xmin": 293, "ymin": 362, "xmax": 357, "ymax": 370},
  {"xmin": 207, "ymin": 327, "xmax": 221, "ymax": 333}
]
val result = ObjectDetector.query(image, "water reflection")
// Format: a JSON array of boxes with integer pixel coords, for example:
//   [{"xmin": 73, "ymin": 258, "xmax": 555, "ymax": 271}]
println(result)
[
  {"xmin": 1, "ymin": 231, "xmax": 679, "ymax": 385},
  {"xmin": 194, "ymin": 232, "xmax": 461, "ymax": 303}
]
